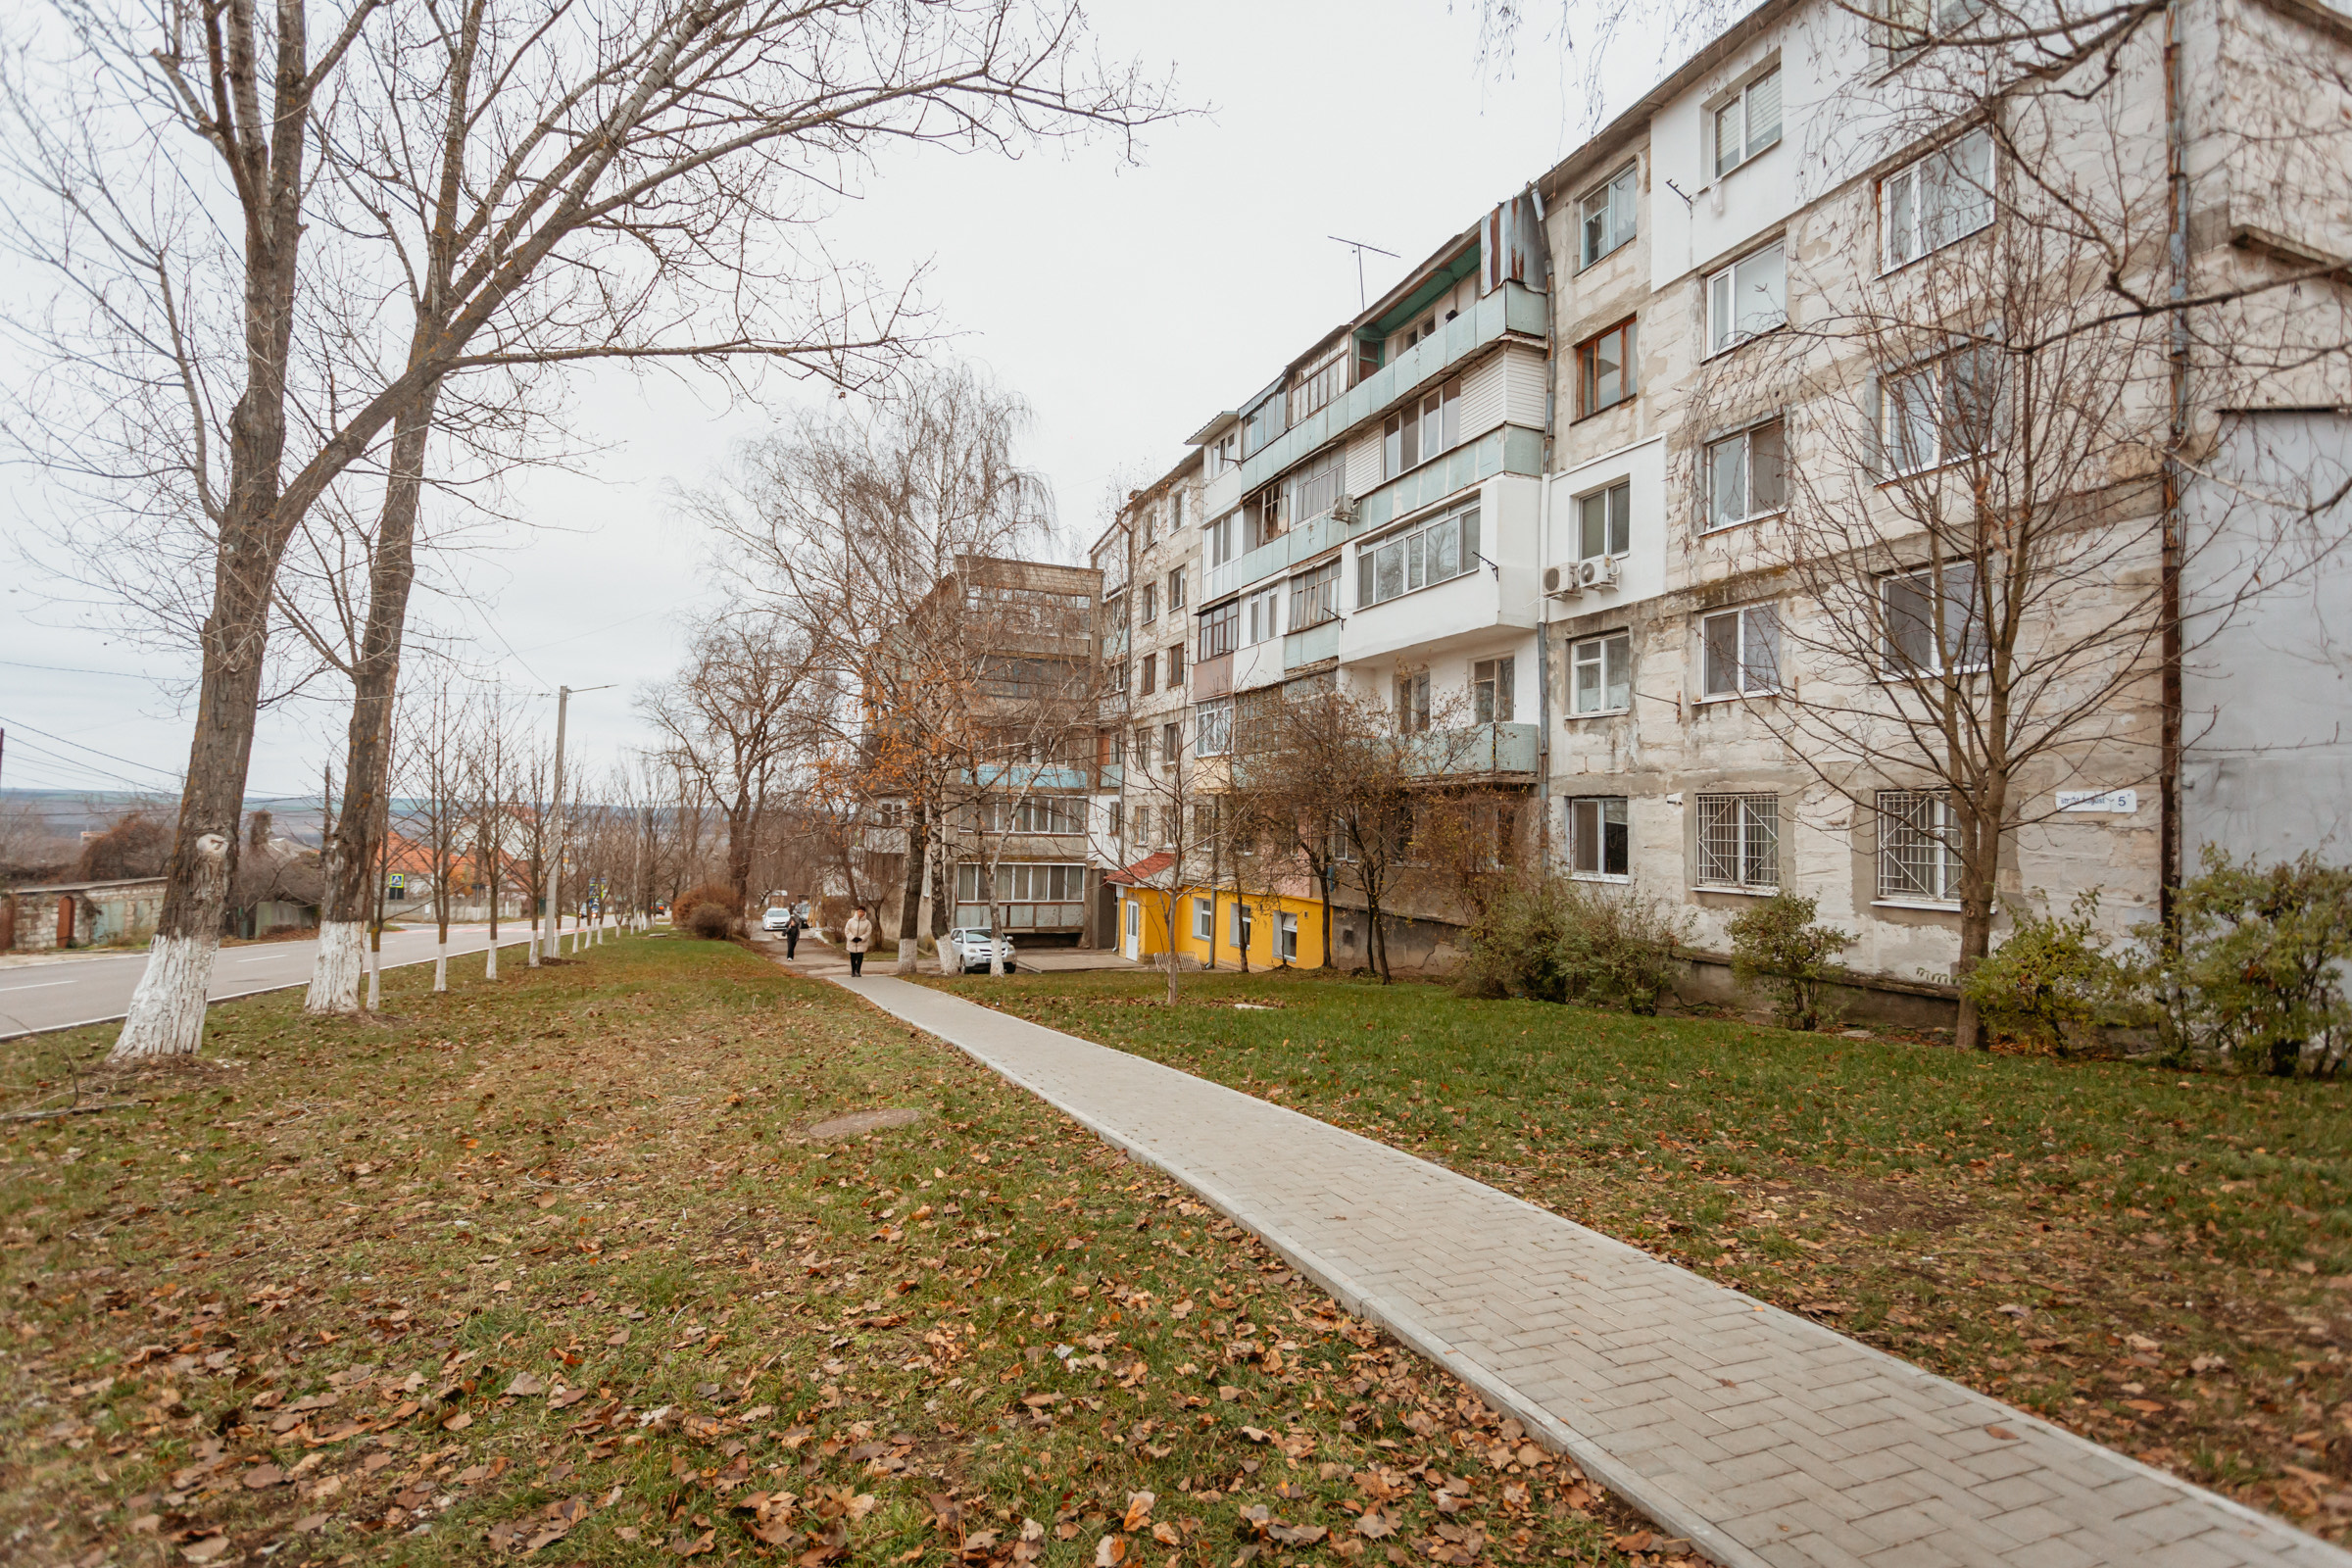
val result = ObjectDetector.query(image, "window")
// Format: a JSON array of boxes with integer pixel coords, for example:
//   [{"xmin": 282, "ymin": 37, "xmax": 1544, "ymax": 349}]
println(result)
[
  {"xmin": 1712, "ymin": 65, "xmax": 1783, "ymax": 178},
  {"xmin": 1140, "ymin": 652, "xmax": 1156, "ymax": 696},
  {"xmin": 1878, "ymin": 0, "xmax": 1988, "ymax": 60},
  {"xmin": 1473, "ymin": 657, "xmax": 1516, "ymax": 723},
  {"xmin": 1288, "ymin": 560, "xmax": 1342, "ymax": 629},
  {"xmin": 1207, "ymin": 431, "xmax": 1241, "ymax": 476},
  {"xmin": 1700, "ymin": 605, "xmax": 1782, "ymax": 697},
  {"xmin": 1199, "ymin": 601, "xmax": 1239, "ymax": 660},
  {"xmin": 1205, "ymin": 511, "xmax": 1240, "ymax": 567},
  {"xmin": 1244, "ymin": 586, "xmax": 1281, "ymax": 646},
  {"xmin": 1196, "ymin": 698, "xmax": 1234, "ymax": 757},
  {"xmin": 1289, "ymin": 343, "xmax": 1349, "ymax": 425},
  {"xmin": 1697, "ymin": 794, "xmax": 1781, "ymax": 890},
  {"xmin": 976, "ymin": 797, "xmax": 1090, "ymax": 834},
  {"xmin": 1579, "ymin": 162, "xmax": 1639, "ymax": 268},
  {"xmin": 1577, "ymin": 480, "xmax": 1631, "ymax": 561},
  {"xmin": 1193, "ymin": 896, "xmax": 1214, "ymax": 940},
  {"xmin": 1570, "ymin": 632, "xmax": 1632, "ymax": 714},
  {"xmin": 1108, "ymin": 800, "xmax": 1124, "ymax": 840},
  {"xmin": 1879, "ymin": 789, "xmax": 1960, "ymax": 902},
  {"xmin": 1132, "ymin": 726, "xmax": 1152, "ymax": 769},
  {"xmin": 1882, "ymin": 127, "xmax": 1994, "ymax": 269},
  {"xmin": 1881, "ymin": 562, "xmax": 1987, "ymax": 675},
  {"xmin": 955, "ymin": 861, "xmax": 1088, "ymax": 926},
  {"xmin": 1566, "ymin": 797, "xmax": 1630, "ymax": 878},
  {"xmin": 1396, "ymin": 670, "xmax": 1432, "ymax": 733},
  {"xmin": 1882, "ymin": 343, "xmax": 2002, "ymax": 474},
  {"xmin": 1578, "ymin": 320, "xmax": 1638, "ymax": 416},
  {"xmin": 1285, "ymin": 447, "xmax": 1348, "ymax": 524},
  {"xmin": 1382, "ymin": 378, "xmax": 1463, "ymax": 479},
  {"xmin": 1229, "ymin": 900, "xmax": 1253, "ymax": 951},
  {"xmin": 1140, "ymin": 581, "xmax": 1157, "ymax": 623},
  {"xmin": 1166, "ymin": 643, "xmax": 1185, "ymax": 687},
  {"xmin": 1246, "ymin": 485, "xmax": 1285, "ymax": 548},
  {"xmin": 1242, "ymin": 383, "xmax": 1285, "ymax": 457},
  {"xmin": 1167, "ymin": 567, "xmax": 1187, "ymax": 612},
  {"xmin": 1141, "ymin": 506, "xmax": 1154, "ymax": 547},
  {"xmin": 1707, "ymin": 242, "xmax": 1788, "ymax": 354},
  {"xmin": 1358, "ymin": 504, "xmax": 1481, "ymax": 609},
  {"xmin": 1279, "ymin": 911, "xmax": 1299, "ymax": 961},
  {"xmin": 1160, "ymin": 720, "xmax": 1181, "ymax": 768},
  {"xmin": 1706, "ymin": 421, "xmax": 1787, "ymax": 531}
]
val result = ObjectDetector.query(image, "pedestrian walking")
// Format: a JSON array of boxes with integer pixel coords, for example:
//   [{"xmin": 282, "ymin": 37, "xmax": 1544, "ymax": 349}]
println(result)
[
  {"xmin": 843, "ymin": 906, "xmax": 873, "ymax": 978},
  {"xmin": 782, "ymin": 906, "xmax": 802, "ymax": 959}
]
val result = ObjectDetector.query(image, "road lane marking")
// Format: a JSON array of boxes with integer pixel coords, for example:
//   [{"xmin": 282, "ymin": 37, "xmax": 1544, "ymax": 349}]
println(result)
[{"xmin": 0, "ymin": 980, "xmax": 74, "ymax": 992}]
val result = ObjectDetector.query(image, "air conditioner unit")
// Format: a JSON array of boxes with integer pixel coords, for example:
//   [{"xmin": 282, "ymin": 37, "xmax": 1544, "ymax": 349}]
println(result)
[
  {"xmin": 1577, "ymin": 556, "xmax": 1622, "ymax": 591},
  {"xmin": 1331, "ymin": 493, "xmax": 1357, "ymax": 523},
  {"xmin": 1543, "ymin": 564, "xmax": 1582, "ymax": 600}
]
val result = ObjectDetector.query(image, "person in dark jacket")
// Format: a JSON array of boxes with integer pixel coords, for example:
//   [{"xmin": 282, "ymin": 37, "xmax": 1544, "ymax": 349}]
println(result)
[{"xmin": 782, "ymin": 907, "xmax": 801, "ymax": 959}]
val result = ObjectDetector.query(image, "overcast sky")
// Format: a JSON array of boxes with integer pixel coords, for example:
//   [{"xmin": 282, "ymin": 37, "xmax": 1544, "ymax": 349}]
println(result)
[{"xmin": 0, "ymin": 0, "xmax": 1676, "ymax": 808}]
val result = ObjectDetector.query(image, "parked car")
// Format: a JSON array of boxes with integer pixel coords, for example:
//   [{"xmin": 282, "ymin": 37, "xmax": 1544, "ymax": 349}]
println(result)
[
  {"xmin": 760, "ymin": 906, "xmax": 794, "ymax": 932},
  {"xmin": 943, "ymin": 928, "xmax": 1016, "ymax": 974}
]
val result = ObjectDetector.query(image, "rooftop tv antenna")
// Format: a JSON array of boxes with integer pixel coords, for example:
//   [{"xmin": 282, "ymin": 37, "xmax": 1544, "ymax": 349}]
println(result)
[{"xmin": 1329, "ymin": 235, "xmax": 1400, "ymax": 311}]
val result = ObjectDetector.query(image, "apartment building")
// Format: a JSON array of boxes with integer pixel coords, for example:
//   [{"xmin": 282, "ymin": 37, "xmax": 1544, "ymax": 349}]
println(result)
[{"xmin": 1099, "ymin": 0, "xmax": 2350, "ymax": 998}]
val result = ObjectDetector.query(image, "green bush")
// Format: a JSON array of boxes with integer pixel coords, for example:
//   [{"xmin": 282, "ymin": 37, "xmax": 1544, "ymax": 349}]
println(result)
[
  {"xmin": 1727, "ymin": 892, "xmax": 1854, "ymax": 1031},
  {"xmin": 1457, "ymin": 877, "xmax": 1690, "ymax": 1014},
  {"xmin": 2144, "ymin": 848, "xmax": 2352, "ymax": 1077},
  {"xmin": 1962, "ymin": 890, "xmax": 2141, "ymax": 1055}
]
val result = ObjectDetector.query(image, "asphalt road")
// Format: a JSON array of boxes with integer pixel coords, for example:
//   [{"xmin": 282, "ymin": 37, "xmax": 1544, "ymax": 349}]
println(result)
[{"xmin": 0, "ymin": 923, "xmax": 564, "ymax": 1040}]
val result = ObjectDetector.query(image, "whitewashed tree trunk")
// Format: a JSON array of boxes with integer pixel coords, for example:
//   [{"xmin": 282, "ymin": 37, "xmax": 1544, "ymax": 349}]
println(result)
[
  {"xmin": 367, "ymin": 938, "xmax": 382, "ymax": 1010},
  {"xmin": 433, "ymin": 939, "xmax": 449, "ymax": 991},
  {"xmin": 110, "ymin": 832, "xmax": 228, "ymax": 1062},
  {"xmin": 485, "ymin": 935, "xmax": 500, "ymax": 980},
  {"xmin": 305, "ymin": 920, "xmax": 368, "ymax": 1013}
]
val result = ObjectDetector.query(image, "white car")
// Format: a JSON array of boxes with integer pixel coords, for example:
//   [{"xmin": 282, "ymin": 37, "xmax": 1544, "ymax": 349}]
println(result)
[
  {"xmin": 760, "ymin": 906, "xmax": 793, "ymax": 932},
  {"xmin": 944, "ymin": 928, "xmax": 1016, "ymax": 974}
]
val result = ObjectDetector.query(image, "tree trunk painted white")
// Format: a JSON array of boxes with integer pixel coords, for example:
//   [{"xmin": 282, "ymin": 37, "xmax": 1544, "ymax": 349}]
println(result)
[
  {"xmin": 485, "ymin": 936, "xmax": 500, "ymax": 980},
  {"xmin": 527, "ymin": 918, "xmax": 541, "ymax": 966},
  {"xmin": 305, "ymin": 920, "xmax": 368, "ymax": 1014},
  {"xmin": 109, "ymin": 832, "xmax": 229, "ymax": 1061},
  {"xmin": 367, "ymin": 938, "xmax": 382, "ymax": 1010},
  {"xmin": 433, "ymin": 939, "xmax": 449, "ymax": 992}
]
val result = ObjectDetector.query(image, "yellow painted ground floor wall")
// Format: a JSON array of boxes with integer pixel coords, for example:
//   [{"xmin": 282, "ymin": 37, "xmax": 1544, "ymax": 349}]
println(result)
[{"xmin": 1115, "ymin": 887, "xmax": 1327, "ymax": 970}]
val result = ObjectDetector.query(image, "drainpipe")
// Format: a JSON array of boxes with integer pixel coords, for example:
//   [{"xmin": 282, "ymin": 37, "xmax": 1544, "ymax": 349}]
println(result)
[
  {"xmin": 1530, "ymin": 183, "xmax": 1558, "ymax": 869},
  {"xmin": 2159, "ymin": 0, "xmax": 2188, "ymax": 930}
]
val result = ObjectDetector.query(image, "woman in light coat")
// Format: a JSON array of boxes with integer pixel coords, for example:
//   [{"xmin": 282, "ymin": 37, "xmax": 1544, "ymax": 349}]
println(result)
[{"xmin": 842, "ymin": 906, "xmax": 874, "ymax": 978}]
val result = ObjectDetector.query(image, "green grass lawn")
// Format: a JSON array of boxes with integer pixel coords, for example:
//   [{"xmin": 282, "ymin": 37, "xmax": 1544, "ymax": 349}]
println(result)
[
  {"xmin": 0, "ymin": 938, "xmax": 1661, "ymax": 1567},
  {"xmin": 929, "ymin": 966, "xmax": 2352, "ymax": 1544}
]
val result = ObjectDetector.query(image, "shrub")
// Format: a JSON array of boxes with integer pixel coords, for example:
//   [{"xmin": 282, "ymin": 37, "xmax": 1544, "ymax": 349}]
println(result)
[
  {"xmin": 1962, "ymin": 890, "xmax": 2140, "ymax": 1055},
  {"xmin": 1727, "ymin": 892, "xmax": 1854, "ymax": 1031},
  {"xmin": 2143, "ymin": 848, "xmax": 2352, "ymax": 1077},
  {"xmin": 675, "ymin": 883, "xmax": 740, "ymax": 941},
  {"xmin": 1457, "ymin": 876, "xmax": 1690, "ymax": 1014}
]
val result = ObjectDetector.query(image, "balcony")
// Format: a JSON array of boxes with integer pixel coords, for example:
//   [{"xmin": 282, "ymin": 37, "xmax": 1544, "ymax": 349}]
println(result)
[
  {"xmin": 1236, "ymin": 280, "xmax": 1546, "ymax": 495},
  {"xmin": 1283, "ymin": 618, "xmax": 1340, "ymax": 670},
  {"xmin": 1202, "ymin": 507, "xmax": 1350, "ymax": 603},
  {"xmin": 1406, "ymin": 721, "xmax": 1540, "ymax": 780}
]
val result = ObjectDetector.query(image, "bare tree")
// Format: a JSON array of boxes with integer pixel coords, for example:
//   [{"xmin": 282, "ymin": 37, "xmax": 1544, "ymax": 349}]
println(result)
[
  {"xmin": 0, "ymin": 2, "xmax": 1172, "ymax": 1059},
  {"xmin": 395, "ymin": 676, "xmax": 471, "ymax": 992},
  {"xmin": 696, "ymin": 365, "xmax": 1058, "ymax": 975},
  {"xmin": 641, "ymin": 615, "xmax": 812, "ymax": 913}
]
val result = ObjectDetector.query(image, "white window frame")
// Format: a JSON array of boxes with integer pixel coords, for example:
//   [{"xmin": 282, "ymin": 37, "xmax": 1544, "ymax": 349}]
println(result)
[
  {"xmin": 1473, "ymin": 656, "xmax": 1517, "ymax": 724},
  {"xmin": 1205, "ymin": 510, "xmax": 1240, "ymax": 568},
  {"xmin": 1695, "ymin": 793, "xmax": 1781, "ymax": 892},
  {"xmin": 1193, "ymin": 895, "xmax": 1213, "ymax": 941},
  {"xmin": 1278, "ymin": 911, "xmax": 1299, "ymax": 961},
  {"xmin": 1711, "ymin": 64, "xmax": 1784, "ymax": 180},
  {"xmin": 1575, "ymin": 480, "xmax": 1631, "ymax": 563},
  {"xmin": 1878, "ymin": 789, "xmax": 1962, "ymax": 905},
  {"xmin": 1706, "ymin": 241, "xmax": 1788, "ymax": 356},
  {"xmin": 1228, "ymin": 899, "xmax": 1253, "ymax": 951},
  {"xmin": 1880, "ymin": 562, "xmax": 1988, "ymax": 676},
  {"xmin": 1705, "ymin": 419, "xmax": 1787, "ymax": 533},
  {"xmin": 1288, "ymin": 560, "xmax": 1341, "ymax": 630},
  {"xmin": 1881, "ymin": 343, "xmax": 2002, "ymax": 477},
  {"xmin": 1566, "ymin": 796, "xmax": 1631, "ymax": 881},
  {"xmin": 1569, "ymin": 631, "xmax": 1633, "ymax": 716},
  {"xmin": 1244, "ymin": 586, "xmax": 1282, "ymax": 647},
  {"xmin": 1357, "ymin": 503, "xmax": 1481, "ymax": 610},
  {"xmin": 1579, "ymin": 161, "xmax": 1639, "ymax": 269},
  {"xmin": 1196, "ymin": 698, "xmax": 1234, "ymax": 758},
  {"xmin": 1699, "ymin": 605, "xmax": 1782, "ymax": 699},
  {"xmin": 1880, "ymin": 126, "xmax": 1994, "ymax": 271}
]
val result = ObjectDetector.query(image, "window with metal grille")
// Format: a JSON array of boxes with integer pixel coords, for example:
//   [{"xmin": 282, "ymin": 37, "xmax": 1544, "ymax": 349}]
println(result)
[
  {"xmin": 1695, "ymin": 793, "xmax": 1780, "ymax": 890},
  {"xmin": 1878, "ymin": 789, "xmax": 1961, "ymax": 902}
]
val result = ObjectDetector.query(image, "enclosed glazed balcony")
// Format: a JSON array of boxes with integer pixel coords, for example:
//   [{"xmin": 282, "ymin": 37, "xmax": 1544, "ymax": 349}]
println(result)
[{"xmin": 1405, "ymin": 721, "xmax": 1540, "ymax": 780}]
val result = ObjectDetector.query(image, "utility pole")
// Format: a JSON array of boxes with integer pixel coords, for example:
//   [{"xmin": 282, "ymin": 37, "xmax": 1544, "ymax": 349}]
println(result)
[{"xmin": 545, "ymin": 683, "xmax": 613, "ymax": 958}]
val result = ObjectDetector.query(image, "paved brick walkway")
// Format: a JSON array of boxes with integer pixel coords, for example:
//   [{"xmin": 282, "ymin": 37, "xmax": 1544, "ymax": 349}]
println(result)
[{"xmin": 822, "ymin": 973, "xmax": 2348, "ymax": 1568}]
